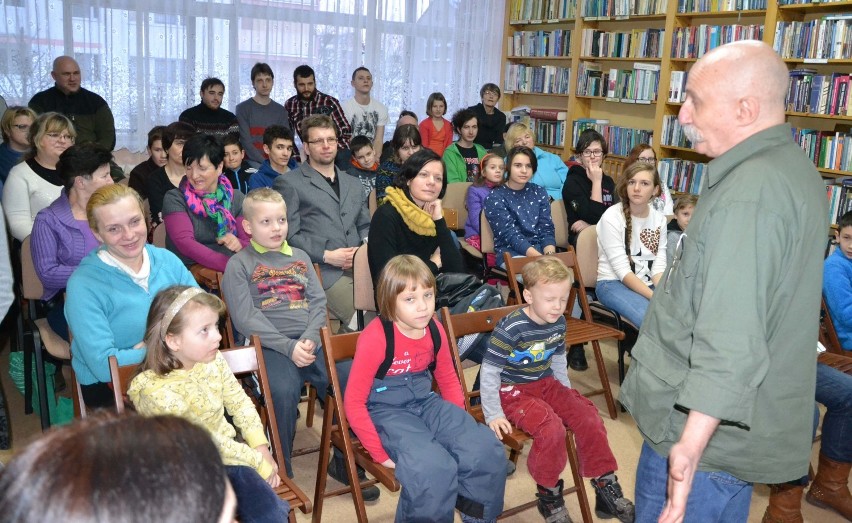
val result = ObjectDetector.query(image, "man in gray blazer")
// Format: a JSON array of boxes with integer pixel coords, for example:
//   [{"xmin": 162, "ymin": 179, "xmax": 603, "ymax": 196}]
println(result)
[{"xmin": 274, "ymin": 114, "xmax": 369, "ymax": 328}]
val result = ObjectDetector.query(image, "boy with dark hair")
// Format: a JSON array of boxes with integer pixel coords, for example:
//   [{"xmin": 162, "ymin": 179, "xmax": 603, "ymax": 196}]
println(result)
[
  {"xmin": 380, "ymin": 110, "xmax": 418, "ymax": 162},
  {"xmin": 236, "ymin": 62, "xmax": 292, "ymax": 167},
  {"xmin": 346, "ymin": 135, "xmax": 378, "ymax": 198},
  {"xmin": 128, "ymin": 125, "xmax": 166, "ymax": 200},
  {"xmin": 222, "ymin": 134, "xmax": 256, "ymax": 194},
  {"xmin": 179, "ymin": 77, "xmax": 239, "ymax": 139},
  {"xmin": 342, "ymin": 66, "xmax": 388, "ymax": 159},
  {"xmin": 248, "ymin": 125, "xmax": 294, "ymax": 191},
  {"xmin": 469, "ymin": 83, "xmax": 507, "ymax": 150},
  {"xmin": 482, "ymin": 257, "xmax": 634, "ymax": 523}
]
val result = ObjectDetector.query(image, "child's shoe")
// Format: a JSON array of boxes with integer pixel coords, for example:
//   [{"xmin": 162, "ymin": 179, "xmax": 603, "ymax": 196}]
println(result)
[
  {"xmin": 591, "ymin": 473, "xmax": 635, "ymax": 522},
  {"xmin": 536, "ymin": 479, "xmax": 573, "ymax": 523},
  {"xmin": 327, "ymin": 454, "xmax": 381, "ymax": 502}
]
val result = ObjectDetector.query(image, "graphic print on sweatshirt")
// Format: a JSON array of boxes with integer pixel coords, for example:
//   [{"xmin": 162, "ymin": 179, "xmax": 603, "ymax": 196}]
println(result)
[
  {"xmin": 251, "ymin": 261, "xmax": 309, "ymax": 310},
  {"xmin": 630, "ymin": 220, "xmax": 661, "ymax": 284}
]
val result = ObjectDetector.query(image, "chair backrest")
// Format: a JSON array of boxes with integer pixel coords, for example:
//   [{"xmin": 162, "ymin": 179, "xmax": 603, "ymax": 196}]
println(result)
[
  {"xmin": 20, "ymin": 236, "xmax": 44, "ymax": 301},
  {"xmin": 479, "ymin": 210, "xmax": 496, "ymax": 255},
  {"xmin": 108, "ymin": 355, "xmax": 140, "ymax": 415},
  {"xmin": 441, "ymin": 181, "xmax": 472, "ymax": 232},
  {"xmin": 575, "ymin": 225, "xmax": 600, "ymax": 291},
  {"xmin": 603, "ymin": 157, "xmax": 624, "ymax": 182},
  {"xmin": 503, "ymin": 251, "xmax": 579, "ymax": 307},
  {"xmin": 215, "ymin": 271, "xmax": 238, "ymax": 347},
  {"xmin": 152, "ymin": 222, "xmax": 167, "ymax": 248},
  {"xmin": 368, "ymin": 189, "xmax": 377, "ymax": 217},
  {"xmin": 551, "ymin": 199, "xmax": 570, "ymax": 250},
  {"xmin": 821, "ymin": 297, "xmax": 844, "ymax": 354},
  {"xmin": 442, "ymin": 305, "xmax": 523, "ymax": 410},
  {"xmin": 319, "ymin": 326, "xmax": 361, "ymax": 435},
  {"xmin": 353, "ymin": 244, "xmax": 376, "ymax": 313}
]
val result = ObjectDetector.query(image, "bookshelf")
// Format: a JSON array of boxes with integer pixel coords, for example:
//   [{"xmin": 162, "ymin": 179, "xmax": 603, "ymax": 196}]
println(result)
[{"xmin": 502, "ymin": 0, "xmax": 852, "ymax": 204}]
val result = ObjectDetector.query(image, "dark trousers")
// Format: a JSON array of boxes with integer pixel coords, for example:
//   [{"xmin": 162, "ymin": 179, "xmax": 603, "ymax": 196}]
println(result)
[{"xmin": 225, "ymin": 465, "xmax": 289, "ymax": 522}]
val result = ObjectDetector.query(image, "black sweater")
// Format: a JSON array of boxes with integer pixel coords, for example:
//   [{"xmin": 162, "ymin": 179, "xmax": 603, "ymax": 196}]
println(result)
[{"xmin": 561, "ymin": 165, "xmax": 618, "ymax": 235}]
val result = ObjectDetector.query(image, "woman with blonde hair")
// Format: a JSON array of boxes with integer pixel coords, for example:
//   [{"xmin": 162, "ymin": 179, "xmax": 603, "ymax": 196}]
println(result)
[{"xmin": 503, "ymin": 122, "xmax": 568, "ymax": 201}]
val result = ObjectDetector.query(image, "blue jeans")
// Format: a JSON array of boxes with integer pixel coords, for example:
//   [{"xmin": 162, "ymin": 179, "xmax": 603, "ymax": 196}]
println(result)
[
  {"xmin": 595, "ymin": 279, "xmax": 650, "ymax": 328},
  {"xmin": 226, "ymin": 465, "xmax": 289, "ymax": 523},
  {"xmin": 817, "ymin": 362, "xmax": 852, "ymax": 463},
  {"xmin": 635, "ymin": 442, "xmax": 753, "ymax": 523}
]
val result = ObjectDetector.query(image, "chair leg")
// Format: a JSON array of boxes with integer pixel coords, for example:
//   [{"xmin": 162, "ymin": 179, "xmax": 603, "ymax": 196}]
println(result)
[
  {"xmin": 589, "ymin": 340, "xmax": 617, "ymax": 419},
  {"xmin": 357, "ymin": 311, "xmax": 365, "ymax": 331},
  {"xmin": 22, "ymin": 327, "xmax": 33, "ymax": 415},
  {"xmin": 312, "ymin": 402, "xmax": 335, "ymax": 523},
  {"xmin": 306, "ymin": 384, "xmax": 317, "ymax": 428},
  {"xmin": 32, "ymin": 330, "xmax": 51, "ymax": 431},
  {"xmin": 566, "ymin": 431, "xmax": 594, "ymax": 523}
]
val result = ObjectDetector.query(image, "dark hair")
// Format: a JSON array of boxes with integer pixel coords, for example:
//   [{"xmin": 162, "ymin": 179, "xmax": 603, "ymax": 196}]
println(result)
[
  {"xmin": 399, "ymin": 110, "xmax": 418, "ymax": 121},
  {"xmin": 426, "ymin": 92, "xmax": 447, "ymax": 116},
  {"xmin": 250, "ymin": 62, "xmax": 274, "ymax": 82},
  {"xmin": 392, "ymin": 148, "xmax": 447, "ymax": 199},
  {"xmin": 451, "ymin": 109, "xmax": 477, "ymax": 134},
  {"xmin": 301, "ymin": 114, "xmax": 338, "ymax": 142},
  {"xmin": 199, "ymin": 77, "xmax": 224, "ymax": 93},
  {"xmin": 390, "ymin": 124, "xmax": 422, "ymax": 164},
  {"xmin": 223, "ymin": 133, "xmax": 243, "ymax": 149},
  {"xmin": 182, "ymin": 133, "xmax": 224, "ymax": 167},
  {"xmin": 839, "ymin": 210, "xmax": 852, "ymax": 231},
  {"xmin": 161, "ymin": 121, "xmax": 196, "ymax": 152},
  {"xmin": 480, "ymin": 83, "xmax": 501, "ymax": 99},
  {"xmin": 506, "ymin": 146, "xmax": 538, "ymax": 176},
  {"xmin": 146, "ymin": 125, "xmax": 165, "ymax": 149},
  {"xmin": 351, "ymin": 66, "xmax": 370, "ymax": 81},
  {"xmin": 57, "ymin": 143, "xmax": 114, "ymax": 191},
  {"xmin": 263, "ymin": 125, "xmax": 294, "ymax": 147},
  {"xmin": 0, "ymin": 413, "xmax": 227, "ymax": 523},
  {"xmin": 350, "ymin": 135, "xmax": 373, "ymax": 154},
  {"xmin": 293, "ymin": 64, "xmax": 315, "ymax": 83},
  {"xmin": 573, "ymin": 128, "xmax": 608, "ymax": 156}
]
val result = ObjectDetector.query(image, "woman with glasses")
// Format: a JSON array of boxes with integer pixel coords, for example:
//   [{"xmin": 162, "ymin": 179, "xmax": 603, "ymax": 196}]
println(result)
[
  {"xmin": 376, "ymin": 124, "xmax": 422, "ymax": 204},
  {"xmin": 0, "ymin": 106, "xmax": 37, "ymax": 195},
  {"xmin": 2, "ymin": 112, "xmax": 76, "ymax": 241},
  {"xmin": 623, "ymin": 144, "xmax": 674, "ymax": 215},
  {"xmin": 503, "ymin": 123, "xmax": 568, "ymax": 201}
]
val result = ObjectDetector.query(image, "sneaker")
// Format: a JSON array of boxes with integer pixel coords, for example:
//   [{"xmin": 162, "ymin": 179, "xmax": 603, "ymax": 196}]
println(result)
[
  {"xmin": 536, "ymin": 479, "xmax": 573, "ymax": 523},
  {"xmin": 327, "ymin": 455, "xmax": 381, "ymax": 502},
  {"xmin": 591, "ymin": 474, "xmax": 635, "ymax": 522},
  {"xmin": 506, "ymin": 459, "xmax": 516, "ymax": 476},
  {"xmin": 568, "ymin": 345, "xmax": 588, "ymax": 371}
]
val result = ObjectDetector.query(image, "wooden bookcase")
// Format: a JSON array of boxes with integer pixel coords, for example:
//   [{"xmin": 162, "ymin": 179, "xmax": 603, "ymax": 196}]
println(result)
[{"xmin": 501, "ymin": 0, "xmax": 852, "ymax": 198}]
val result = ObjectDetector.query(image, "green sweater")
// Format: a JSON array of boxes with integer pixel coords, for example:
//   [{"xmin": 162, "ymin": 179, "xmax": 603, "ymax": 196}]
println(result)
[{"xmin": 442, "ymin": 142, "xmax": 487, "ymax": 184}]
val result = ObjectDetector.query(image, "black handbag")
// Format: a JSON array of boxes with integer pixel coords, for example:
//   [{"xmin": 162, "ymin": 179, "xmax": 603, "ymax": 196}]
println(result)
[{"xmin": 435, "ymin": 272, "xmax": 482, "ymax": 309}]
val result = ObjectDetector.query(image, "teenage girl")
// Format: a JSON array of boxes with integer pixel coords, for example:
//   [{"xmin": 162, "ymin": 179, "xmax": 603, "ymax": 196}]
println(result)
[
  {"xmin": 343, "ymin": 255, "xmax": 506, "ymax": 523},
  {"xmin": 128, "ymin": 285, "xmax": 289, "ymax": 523},
  {"xmin": 419, "ymin": 92, "xmax": 453, "ymax": 156},
  {"xmin": 623, "ymin": 143, "xmax": 675, "ymax": 215},
  {"xmin": 595, "ymin": 162, "xmax": 667, "ymax": 328},
  {"xmin": 464, "ymin": 153, "xmax": 504, "ymax": 258}
]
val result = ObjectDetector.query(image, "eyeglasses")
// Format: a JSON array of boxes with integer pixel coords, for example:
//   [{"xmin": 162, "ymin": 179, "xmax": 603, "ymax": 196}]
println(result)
[
  {"xmin": 582, "ymin": 149, "xmax": 603, "ymax": 158},
  {"xmin": 637, "ymin": 156, "xmax": 656, "ymax": 163},
  {"xmin": 306, "ymin": 138, "xmax": 337, "ymax": 146},
  {"xmin": 45, "ymin": 132, "xmax": 75, "ymax": 142},
  {"xmin": 12, "ymin": 124, "xmax": 30, "ymax": 132}
]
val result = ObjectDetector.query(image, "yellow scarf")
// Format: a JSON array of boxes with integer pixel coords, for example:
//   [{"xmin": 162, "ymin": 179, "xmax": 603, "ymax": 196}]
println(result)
[{"xmin": 385, "ymin": 186, "xmax": 436, "ymax": 237}]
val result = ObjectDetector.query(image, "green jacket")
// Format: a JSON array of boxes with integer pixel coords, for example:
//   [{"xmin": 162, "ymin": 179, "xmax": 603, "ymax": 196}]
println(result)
[
  {"xmin": 443, "ymin": 142, "xmax": 487, "ymax": 184},
  {"xmin": 620, "ymin": 124, "xmax": 828, "ymax": 484}
]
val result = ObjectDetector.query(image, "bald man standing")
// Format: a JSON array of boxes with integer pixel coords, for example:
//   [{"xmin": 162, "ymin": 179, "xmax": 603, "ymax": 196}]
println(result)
[
  {"xmin": 29, "ymin": 56, "xmax": 116, "ymax": 151},
  {"xmin": 619, "ymin": 41, "xmax": 828, "ymax": 522}
]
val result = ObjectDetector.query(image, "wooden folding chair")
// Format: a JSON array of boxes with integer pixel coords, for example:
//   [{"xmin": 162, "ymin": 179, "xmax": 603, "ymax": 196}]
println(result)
[
  {"xmin": 441, "ymin": 181, "xmax": 472, "ymax": 233},
  {"xmin": 313, "ymin": 326, "xmax": 400, "ymax": 523},
  {"xmin": 820, "ymin": 297, "xmax": 843, "ymax": 355},
  {"xmin": 353, "ymin": 244, "xmax": 376, "ymax": 330},
  {"xmin": 442, "ymin": 305, "xmax": 593, "ymax": 522},
  {"xmin": 575, "ymin": 226, "xmax": 639, "ymax": 385},
  {"xmin": 551, "ymin": 199, "xmax": 571, "ymax": 250},
  {"xmin": 502, "ymin": 250, "xmax": 622, "ymax": 419},
  {"xmin": 480, "ymin": 210, "xmax": 508, "ymax": 282}
]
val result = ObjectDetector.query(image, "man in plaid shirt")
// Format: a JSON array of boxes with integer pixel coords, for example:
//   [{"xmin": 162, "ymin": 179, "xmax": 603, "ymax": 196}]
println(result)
[{"xmin": 284, "ymin": 65, "xmax": 352, "ymax": 159}]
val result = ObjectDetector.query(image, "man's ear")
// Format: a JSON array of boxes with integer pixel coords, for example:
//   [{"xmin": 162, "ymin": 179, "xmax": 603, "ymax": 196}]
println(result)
[{"xmin": 736, "ymin": 96, "xmax": 760, "ymax": 126}]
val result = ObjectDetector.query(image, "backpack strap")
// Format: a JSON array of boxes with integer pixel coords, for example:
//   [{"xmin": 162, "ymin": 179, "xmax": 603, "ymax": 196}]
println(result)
[{"xmin": 375, "ymin": 318, "xmax": 443, "ymax": 380}]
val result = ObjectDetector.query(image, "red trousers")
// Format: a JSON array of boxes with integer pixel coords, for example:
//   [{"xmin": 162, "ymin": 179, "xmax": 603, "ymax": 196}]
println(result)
[{"xmin": 500, "ymin": 376, "xmax": 618, "ymax": 487}]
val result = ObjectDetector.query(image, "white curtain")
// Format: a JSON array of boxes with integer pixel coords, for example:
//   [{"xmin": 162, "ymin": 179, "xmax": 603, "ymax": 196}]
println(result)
[{"xmin": 1, "ymin": 0, "xmax": 505, "ymax": 151}]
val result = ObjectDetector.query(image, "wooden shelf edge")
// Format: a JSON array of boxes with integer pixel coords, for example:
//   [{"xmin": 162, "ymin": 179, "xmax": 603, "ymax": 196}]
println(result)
[
  {"xmin": 579, "ymin": 56, "xmax": 663, "ymax": 61},
  {"xmin": 575, "ymin": 94, "xmax": 658, "ymax": 105},
  {"xmin": 507, "ymin": 55, "xmax": 573, "ymax": 61},
  {"xmin": 504, "ymin": 91, "xmax": 571, "ymax": 98},
  {"xmin": 675, "ymin": 8, "xmax": 767, "ymax": 18},
  {"xmin": 787, "ymin": 111, "xmax": 852, "ymax": 120}
]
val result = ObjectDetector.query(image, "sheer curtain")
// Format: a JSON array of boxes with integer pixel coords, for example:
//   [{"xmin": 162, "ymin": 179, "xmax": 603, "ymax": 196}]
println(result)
[{"xmin": 1, "ymin": 0, "xmax": 505, "ymax": 151}]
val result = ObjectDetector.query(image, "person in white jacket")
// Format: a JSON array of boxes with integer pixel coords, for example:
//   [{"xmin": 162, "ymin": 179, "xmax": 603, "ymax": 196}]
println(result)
[{"xmin": 595, "ymin": 161, "xmax": 667, "ymax": 328}]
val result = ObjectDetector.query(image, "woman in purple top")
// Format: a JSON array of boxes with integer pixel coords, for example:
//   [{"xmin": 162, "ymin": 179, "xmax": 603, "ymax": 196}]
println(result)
[{"xmin": 31, "ymin": 143, "xmax": 114, "ymax": 340}]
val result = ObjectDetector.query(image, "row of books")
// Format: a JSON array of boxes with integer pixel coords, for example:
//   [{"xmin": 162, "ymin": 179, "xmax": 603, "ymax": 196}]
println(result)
[
  {"xmin": 659, "ymin": 158, "xmax": 706, "ymax": 195},
  {"xmin": 575, "ymin": 62, "xmax": 661, "ymax": 102},
  {"xmin": 508, "ymin": 29, "xmax": 572, "ymax": 58},
  {"xmin": 773, "ymin": 16, "xmax": 852, "ymax": 61},
  {"xmin": 792, "ymin": 127, "xmax": 852, "ymax": 172},
  {"xmin": 671, "ymin": 24, "xmax": 764, "ymax": 58},
  {"xmin": 677, "ymin": 0, "xmax": 766, "ymax": 13},
  {"xmin": 668, "ymin": 70, "xmax": 689, "ymax": 103},
  {"xmin": 504, "ymin": 64, "xmax": 572, "ymax": 95},
  {"xmin": 660, "ymin": 115, "xmax": 693, "ymax": 148},
  {"xmin": 582, "ymin": 0, "xmax": 668, "ymax": 18},
  {"xmin": 581, "ymin": 28, "xmax": 665, "ymax": 58},
  {"xmin": 509, "ymin": 107, "xmax": 568, "ymax": 147},
  {"xmin": 786, "ymin": 70, "xmax": 852, "ymax": 116},
  {"xmin": 509, "ymin": 0, "xmax": 577, "ymax": 21},
  {"xmin": 572, "ymin": 119, "xmax": 654, "ymax": 156},
  {"xmin": 826, "ymin": 180, "xmax": 852, "ymax": 226}
]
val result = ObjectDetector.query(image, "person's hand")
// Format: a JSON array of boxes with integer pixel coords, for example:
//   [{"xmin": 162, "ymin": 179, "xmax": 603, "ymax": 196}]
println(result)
[
  {"xmin": 256, "ymin": 446, "xmax": 281, "ymax": 488},
  {"xmin": 323, "ymin": 247, "xmax": 358, "ymax": 269},
  {"xmin": 302, "ymin": 339, "xmax": 317, "ymax": 353},
  {"xmin": 380, "ymin": 458, "xmax": 396, "ymax": 469},
  {"xmin": 292, "ymin": 340, "xmax": 317, "ymax": 367},
  {"xmin": 525, "ymin": 247, "xmax": 542, "ymax": 257},
  {"xmin": 430, "ymin": 247, "xmax": 442, "ymax": 269},
  {"xmin": 543, "ymin": 245, "xmax": 556, "ymax": 256},
  {"xmin": 659, "ymin": 441, "xmax": 702, "ymax": 523},
  {"xmin": 488, "ymin": 418, "xmax": 513, "ymax": 440},
  {"xmin": 571, "ymin": 220, "xmax": 590, "ymax": 234},
  {"xmin": 585, "ymin": 164, "xmax": 604, "ymax": 183},
  {"xmin": 217, "ymin": 233, "xmax": 243, "ymax": 253},
  {"xmin": 424, "ymin": 198, "xmax": 444, "ymax": 221}
]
